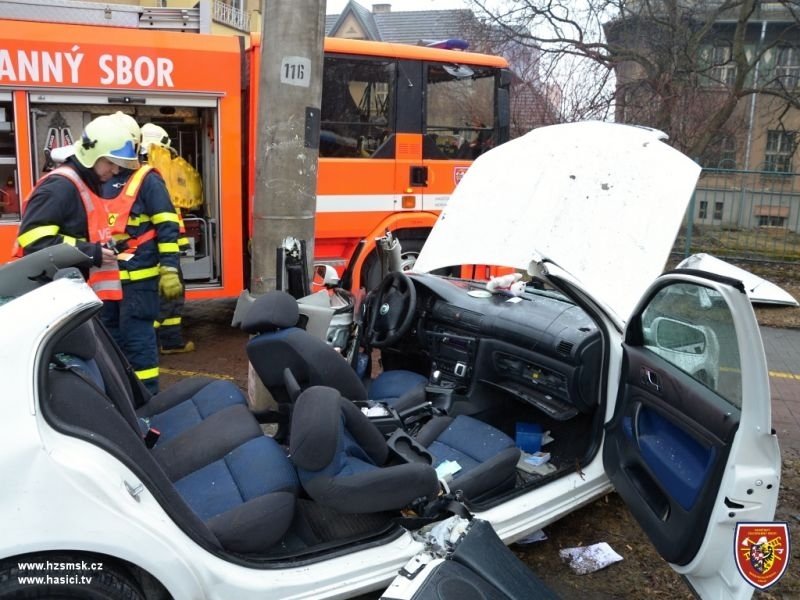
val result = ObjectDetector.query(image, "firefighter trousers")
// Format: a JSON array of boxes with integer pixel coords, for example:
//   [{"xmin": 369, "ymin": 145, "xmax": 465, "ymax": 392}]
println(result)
[{"xmin": 100, "ymin": 280, "xmax": 160, "ymax": 394}]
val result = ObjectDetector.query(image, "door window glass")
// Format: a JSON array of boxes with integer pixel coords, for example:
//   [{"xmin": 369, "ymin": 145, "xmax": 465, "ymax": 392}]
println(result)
[
  {"xmin": 640, "ymin": 282, "xmax": 742, "ymax": 408},
  {"xmin": 425, "ymin": 64, "xmax": 496, "ymax": 160},
  {"xmin": 320, "ymin": 57, "xmax": 396, "ymax": 158}
]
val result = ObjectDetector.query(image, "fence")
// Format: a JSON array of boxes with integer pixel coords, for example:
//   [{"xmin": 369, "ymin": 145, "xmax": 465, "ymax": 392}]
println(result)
[{"xmin": 675, "ymin": 167, "xmax": 800, "ymax": 266}]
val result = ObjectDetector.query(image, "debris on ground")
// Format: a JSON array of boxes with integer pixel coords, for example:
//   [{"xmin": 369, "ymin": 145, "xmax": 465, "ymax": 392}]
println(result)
[{"xmin": 559, "ymin": 542, "xmax": 623, "ymax": 575}]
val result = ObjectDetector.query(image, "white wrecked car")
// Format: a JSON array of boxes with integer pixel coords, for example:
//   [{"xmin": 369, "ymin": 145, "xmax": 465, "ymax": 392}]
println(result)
[{"xmin": 0, "ymin": 122, "xmax": 780, "ymax": 600}]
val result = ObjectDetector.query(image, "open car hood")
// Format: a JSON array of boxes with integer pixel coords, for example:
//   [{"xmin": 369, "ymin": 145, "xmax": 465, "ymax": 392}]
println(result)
[{"xmin": 415, "ymin": 121, "xmax": 702, "ymax": 320}]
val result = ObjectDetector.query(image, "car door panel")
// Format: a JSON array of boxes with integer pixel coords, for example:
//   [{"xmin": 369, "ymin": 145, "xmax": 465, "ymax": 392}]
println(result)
[
  {"xmin": 604, "ymin": 273, "xmax": 780, "ymax": 599},
  {"xmin": 606, "ymin": 345, "xmax": 739, "ymax": 565}
]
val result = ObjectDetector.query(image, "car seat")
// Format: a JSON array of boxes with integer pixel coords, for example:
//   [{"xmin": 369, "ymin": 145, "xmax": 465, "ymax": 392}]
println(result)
[
  {"xmin": 243, "ymin": 290, "xmax": 429, "ymax": 410},
  {"xmin": 47, "ymin": 318, "xmax": 299, "ymax": 553},
  {"xmin": 289, "ymin": 386, "xmax": 521, "ymax": 513}
]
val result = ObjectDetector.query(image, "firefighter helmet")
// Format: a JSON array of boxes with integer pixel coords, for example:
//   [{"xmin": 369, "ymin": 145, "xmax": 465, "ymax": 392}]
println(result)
[
  {"xmin": 140, "ymin": 123, "xmax": 172, "ymax": 155},
  {"xmin": 110, "ymin": 111, "xmax": 142, "ymax": 154},
  {"xmin": 74, "ymin": 115, "xmax": 140, "ymax": 170}
]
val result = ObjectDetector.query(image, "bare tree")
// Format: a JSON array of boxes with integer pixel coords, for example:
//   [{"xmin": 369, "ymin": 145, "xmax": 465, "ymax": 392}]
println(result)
[{"xmin": 465, "ymin": 0, "xmax": 800, "ymax": 161}]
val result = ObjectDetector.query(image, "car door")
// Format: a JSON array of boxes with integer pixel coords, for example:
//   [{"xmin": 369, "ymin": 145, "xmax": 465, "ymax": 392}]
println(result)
[{"xmin": 604, "ymin": 270, "xmax": 781, "ymax": 599}]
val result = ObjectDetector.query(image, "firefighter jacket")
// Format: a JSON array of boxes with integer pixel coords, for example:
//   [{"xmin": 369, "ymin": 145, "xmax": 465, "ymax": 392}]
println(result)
[
  {"xmin": 16, "ymin": 158, "xmax": 107, "ymax": 267},
  {"xmin": 16, "ymin": 162, "xmax": 122, "ymax": 300},
  {"xmin": 103, "ymin": 166, "xmax": 180, "ymax": 283}
]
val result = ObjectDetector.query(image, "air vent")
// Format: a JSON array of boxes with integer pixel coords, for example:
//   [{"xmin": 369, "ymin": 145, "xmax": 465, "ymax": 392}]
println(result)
[{"xmin": 557, "ymin": 340, "xmax": 574, "ymax": 356}]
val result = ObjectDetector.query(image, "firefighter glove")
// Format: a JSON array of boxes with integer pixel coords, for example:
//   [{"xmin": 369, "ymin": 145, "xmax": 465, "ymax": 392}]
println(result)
[{"xmin": 158, "ymin": 266, "xmax": 183, "ymax": 300}]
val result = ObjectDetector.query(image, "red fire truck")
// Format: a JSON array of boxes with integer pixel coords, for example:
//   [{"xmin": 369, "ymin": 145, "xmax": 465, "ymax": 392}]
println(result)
[{"xmin": 0, "ymin": 3, "xmax": 510, "ymax": 297}]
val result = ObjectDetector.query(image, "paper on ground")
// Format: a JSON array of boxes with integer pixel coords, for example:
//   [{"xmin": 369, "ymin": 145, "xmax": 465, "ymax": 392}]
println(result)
[{"xmin": 559, "ymin": 542, "xmax": 623, "ymax": 574}]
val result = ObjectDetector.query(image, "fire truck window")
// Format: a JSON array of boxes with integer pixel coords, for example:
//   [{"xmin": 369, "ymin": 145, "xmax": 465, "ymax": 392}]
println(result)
[
  {"xmin": 0, "ymin": 100, "xmax": 20, "ymax": 220},
  {"xmin": 425, "ymin": 64, "xmax": 497, "ymax": 160},
  {"xmin": 321, "ymin": 57, "xmax": 396, "ymax": 158}
]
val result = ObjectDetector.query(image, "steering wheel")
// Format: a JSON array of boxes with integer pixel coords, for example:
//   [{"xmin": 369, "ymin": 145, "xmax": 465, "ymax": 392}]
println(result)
[{"xmin": 366, "ymin": 271, "xmax": 417, "ymax": 348}]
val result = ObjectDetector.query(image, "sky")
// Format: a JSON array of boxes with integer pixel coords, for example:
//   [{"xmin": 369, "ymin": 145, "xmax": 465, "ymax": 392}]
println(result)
[{"xmin": 325, "ymin": 0, "xmax": 471, "ymax": 14}]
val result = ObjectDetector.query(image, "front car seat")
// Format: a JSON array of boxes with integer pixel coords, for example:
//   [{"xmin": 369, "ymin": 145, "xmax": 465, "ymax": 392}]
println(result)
[
  {"xmin": 243, "ymin": 290, "xmax": 428, "ymax": 409},
  {"xmin": 289, "ymin": 387, "xmax": 521, "ymax": 512}
]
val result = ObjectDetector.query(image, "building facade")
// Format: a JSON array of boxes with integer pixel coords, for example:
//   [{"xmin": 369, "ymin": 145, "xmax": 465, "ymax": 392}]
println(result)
[{"xmin": 607, "ymin": 1, "xmax": 800, "ymax": 242}]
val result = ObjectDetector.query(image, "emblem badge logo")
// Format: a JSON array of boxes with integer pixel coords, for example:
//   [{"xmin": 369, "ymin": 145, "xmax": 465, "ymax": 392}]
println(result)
[
  {"xmin": 734, "ymin": 522, "xmax": 790, "ymax": 590},
  {"xmin": 454, "ymin": 166, "xmax": 469, "ymax": 186},
  {"xmin": 379, "ymin": 303, "xmax": 390, "ymax": 316}
]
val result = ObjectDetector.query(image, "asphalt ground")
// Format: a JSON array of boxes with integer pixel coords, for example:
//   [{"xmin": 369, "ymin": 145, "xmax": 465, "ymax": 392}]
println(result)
[{"xmin": 762, "ymin": 327, "xmax": 800, "ymax": 451}]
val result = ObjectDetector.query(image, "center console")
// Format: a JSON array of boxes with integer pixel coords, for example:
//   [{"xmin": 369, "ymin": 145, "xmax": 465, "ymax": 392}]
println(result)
[{"xmin": 425, "ymin": 329, "xmax": 477, "ymax": 388}]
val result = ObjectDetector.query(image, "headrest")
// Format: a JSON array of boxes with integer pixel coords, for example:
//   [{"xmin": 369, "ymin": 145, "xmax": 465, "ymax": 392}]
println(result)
[
  {"xmin": 241, "ymin": 290, "xmax": 299, "ymax": 334},
  {"xmin": 52, "ymin": 321, "xmax": 97, "ymax": 361}
]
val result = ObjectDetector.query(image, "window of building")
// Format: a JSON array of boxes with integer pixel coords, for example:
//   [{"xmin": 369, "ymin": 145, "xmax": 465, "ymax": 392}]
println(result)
[
  {"xmin": 320, "ymin": 57, "xmax": 396, "ymax": 158},
  {"xmin": 424, "ymin": 64, "xmax": 497, "ymax": 159},
  {"xmin": 764, "ymin": 130, "xmax": 796, "ymax": 173},
  {"xmin": 775, "ymin": 46, "xmax": 800, "ymax": 89},
  {"xmin": 698, "ymin": 200, "xmax": 708, "ymax": 219},
  {"xmin": 710, "ymin": 44, "xmax": 736, "ymax": 87},
  {"xmin": 702, "ymin": 134, "xmax": 737, "ymax": 169},
  {"xmin": 713, "ymin": 201, "xmax": 724, "ymax": 220},
  {"xmin": 758, "ymin": 215, "xmax": 787, "ymax": 227},
  {"xmin": 755, "ymin": 205, "xmax": 789, "ymax": 228}
]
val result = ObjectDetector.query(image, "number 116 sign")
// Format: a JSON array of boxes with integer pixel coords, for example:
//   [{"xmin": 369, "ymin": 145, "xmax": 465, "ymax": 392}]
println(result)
[{"xmin": 280, "ymin": 56, "xmax": 311, "ymax": 88}]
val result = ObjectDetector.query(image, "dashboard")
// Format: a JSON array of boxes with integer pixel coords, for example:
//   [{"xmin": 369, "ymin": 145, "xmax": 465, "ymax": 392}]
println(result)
[{"xmin": 405, "ymin": 273, "xmax": 602, "ymax": 419}]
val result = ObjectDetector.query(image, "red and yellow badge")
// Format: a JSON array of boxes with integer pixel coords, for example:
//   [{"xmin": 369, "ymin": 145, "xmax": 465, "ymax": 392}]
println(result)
[
  {"xmin": 453, "ymin": 166, "xmax": 469, "ymax": 186},
  {"xmin": 735, "ymin": 522, "xmax": 791, "ymax": 590}
]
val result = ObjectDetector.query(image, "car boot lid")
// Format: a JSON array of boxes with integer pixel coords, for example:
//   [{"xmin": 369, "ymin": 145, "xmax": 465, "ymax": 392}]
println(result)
[{"xmin": 414, "ymin": 121, "xmax": 702, "ymax": 321}]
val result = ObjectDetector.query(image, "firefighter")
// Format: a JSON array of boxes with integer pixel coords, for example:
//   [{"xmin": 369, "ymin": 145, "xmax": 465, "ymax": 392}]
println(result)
[
  {"xmin": 140, "ymin": 122, "xmax": 196, "ymax": 355},
  {"xmin": 15, "ymin": 114, "xmax": 138, "ymax": 296},
  {"xmin": 98, "ymin": 112, "xmax": 183, "ymax": 394}
]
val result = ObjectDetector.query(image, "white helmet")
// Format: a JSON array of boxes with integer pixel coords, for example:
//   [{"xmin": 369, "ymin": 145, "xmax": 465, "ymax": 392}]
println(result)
[
  {"xmin": 49, "ymin": 145, "xmax": 75, "ymax": 164},
  {"xmin": 140, "ymin": 123, "xmax": 171, "ymax": 155},
  {"xmin": 74, "ymin": 115, "xmax": 140, "ymax": 170},
  {"xmin": 110, "ymin": 111, "xmax": 142, "ymax": 155}
]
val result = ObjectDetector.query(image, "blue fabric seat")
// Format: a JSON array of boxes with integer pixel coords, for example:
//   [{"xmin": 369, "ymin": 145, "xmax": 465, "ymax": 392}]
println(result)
[
  {"xmin": 415, "ymin": 415, "xmax": 521, "ymax": 500},
  {"xmin": 289, "ymin": 386, "xmax": 521, "ymax": 513},
  {"xmin": 136, "ymin": 377, "xmax": 249, "ymax": 443},
  {"xmin": 53, "ymin": 320, "xmax": 251, "ymax": 443},
  {"xmin": 243, "ymin": 290, "xmax": 427, "ymax": 410},
  {"xmin": 49, "ymin": 319, "xmax": 298, "ymax": 553}
]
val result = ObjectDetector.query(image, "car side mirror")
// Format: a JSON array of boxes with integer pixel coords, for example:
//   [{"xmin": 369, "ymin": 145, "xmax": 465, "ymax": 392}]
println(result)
[
  {"xmin": 313, "ymin": 264, "xmax": 340, "ymax": 288},
  {"xmin": 653, "ymin": 317, "xmax": 707, "ymax": 354}
]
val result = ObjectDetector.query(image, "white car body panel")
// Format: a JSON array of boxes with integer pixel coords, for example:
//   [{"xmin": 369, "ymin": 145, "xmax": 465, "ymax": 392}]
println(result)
[
  {"xmin": 677, "ymin": 253, "xmax": 799, "ymax": 306},
  {"xmin": 415, "ymin": 121, "xmax": 702, "ymax": 321}
]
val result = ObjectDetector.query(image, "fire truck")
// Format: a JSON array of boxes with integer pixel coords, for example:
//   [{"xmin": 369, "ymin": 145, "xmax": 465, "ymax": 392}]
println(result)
[{"xmin": 0, "ymin": 1, "xmax": 511, "ymax": 298}]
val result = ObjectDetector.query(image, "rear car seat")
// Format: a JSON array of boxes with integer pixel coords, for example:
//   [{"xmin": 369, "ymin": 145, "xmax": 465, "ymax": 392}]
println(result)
[
  {"xmin": 61, "ymin": 319, "xmax": 252, "ymax": 444},
  {"xmin": 45, "ymin": 318, "xmax": 299, "ymax": 553}
]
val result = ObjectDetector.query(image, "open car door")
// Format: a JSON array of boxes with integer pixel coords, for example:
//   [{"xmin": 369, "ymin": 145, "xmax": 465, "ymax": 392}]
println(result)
[
  {"xmin": 381, "ymin": 518, "xmax": 558, "ymax": 600},
  {"xmin": 605, "ymin": 270, "xmax": 782, "ymax": 598}
]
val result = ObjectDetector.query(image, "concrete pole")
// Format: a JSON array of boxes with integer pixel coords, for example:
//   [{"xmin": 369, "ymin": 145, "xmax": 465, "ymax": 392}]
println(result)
[
  {"xmin": 248, "ymin": 0, "xmax": 325, "ymax": 411},
  {"xmin": 251, "ymin": 0, "xmax": 325, "ymax": 295}
]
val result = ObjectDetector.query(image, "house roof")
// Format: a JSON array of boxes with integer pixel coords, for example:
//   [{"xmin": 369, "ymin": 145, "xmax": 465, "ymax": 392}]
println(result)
[
  {"xmin": 326, "ymin": 2, "xmax": 474, "ymax": 45},
  {"xmin": 326, "ymin": 1, "xmax": 381, "ymax": 42}
]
